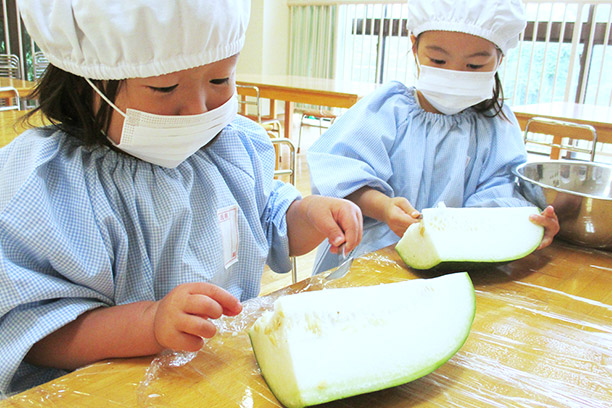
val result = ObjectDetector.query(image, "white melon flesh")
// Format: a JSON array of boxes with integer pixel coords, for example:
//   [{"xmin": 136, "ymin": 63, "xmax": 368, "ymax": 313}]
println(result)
[
  {"xmin": 395, "ymin": 206, "xmax": 544, "ymax": 270},
  {"xmin": 248, "ymin": 272, "xmax": 475, "ymax": 408}
]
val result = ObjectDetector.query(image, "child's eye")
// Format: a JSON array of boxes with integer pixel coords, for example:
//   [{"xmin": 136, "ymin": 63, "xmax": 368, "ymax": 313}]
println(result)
[
  {"xmin": 467, "ymin": 64, "xmax": 484, "ymax": 69},
  {"xmin": 150, "ymin": 84, "xmax": 178, "ymax": 93},
  {"xmin": 430, "ymin": 58, "xmax": 445, "ymax": 65},
  {"xmin": 210, "ymin": 78, "xmax": 230, "ymax": 85}
]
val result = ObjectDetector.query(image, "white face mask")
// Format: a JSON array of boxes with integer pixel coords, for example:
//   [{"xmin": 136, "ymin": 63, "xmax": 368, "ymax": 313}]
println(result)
[
  {"xmin": 415, "ymin": 63, "xmax": 497, "ymax": 115},
  {"xmin": 86, "ymin": 78, "xmax": 237, "ymax": 168}
]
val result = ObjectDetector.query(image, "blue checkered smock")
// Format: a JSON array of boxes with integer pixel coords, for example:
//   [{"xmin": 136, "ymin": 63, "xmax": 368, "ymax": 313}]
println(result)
[
  {"xmin": 0, "ymin": 115, "xmax": 300, "ymax": 395},
  {"xmin": 307, "ymin": 81, "xmax": 532, "ymax": 275}
]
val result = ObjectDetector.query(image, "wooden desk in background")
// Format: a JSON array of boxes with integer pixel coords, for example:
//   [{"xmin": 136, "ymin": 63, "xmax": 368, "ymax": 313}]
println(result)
[
  {"xmin": 237, "ymin": 74, "xmax": 378, "ymax": 140},
  {"xmin": 513, "ymin": 101, "xmax": 612, "ymax": 144},
  {"xmin": 0, "ymin": 77, "xmax": 37, "ymax": 99},
  {"xmin": 2, "ymin": 240, "xmax": 611, "ymax": 407}
]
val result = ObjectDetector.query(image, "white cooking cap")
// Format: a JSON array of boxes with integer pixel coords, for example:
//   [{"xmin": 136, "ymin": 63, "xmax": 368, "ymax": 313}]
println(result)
[
  {"xmin": 19, "ymin": 0, "xmax": 250, "ymax": 80},
  {"xmin": 406, "ymin": 0, "xmax": 527, "ymax": 54}
]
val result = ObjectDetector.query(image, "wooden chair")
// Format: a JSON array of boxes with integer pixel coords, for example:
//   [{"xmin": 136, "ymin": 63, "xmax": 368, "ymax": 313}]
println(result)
[
  {"xmin": 523, "ymin": 116, "xmax": 598, "ymax": 161},
  {"xmin": 297, "ymin": 108, "xmax": 336, "ymax": 153},
  {"xmin": 33, "ymin": 51, "xmax": 49, "ymax": 80},
  {"xmin": 236, "ymin": 84, "xmax": 282, "ymax": 136},
  {"xmin": 0, "ymin": 54, "xmax": 21, "ymax": 79},
  {"xmin": 0, "ymin": 87, "xmax": 20, "ymax": 111},
  {"xmin": 269, "ymin": 134, "xmax": 298, "ymax": 283}
]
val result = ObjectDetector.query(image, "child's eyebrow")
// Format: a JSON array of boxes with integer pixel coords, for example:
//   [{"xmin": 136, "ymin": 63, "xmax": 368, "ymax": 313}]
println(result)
[
  {"xmin": 425, "ymin": 45, "xmax": 449, "ymax": 55},
  {"xmin": 466, "ymin": 51, "xmax": 492, "ymax": 58}
]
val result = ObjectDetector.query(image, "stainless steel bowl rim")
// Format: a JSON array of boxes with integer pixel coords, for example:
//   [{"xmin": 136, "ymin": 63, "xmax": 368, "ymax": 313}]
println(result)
[{"xmin": 513, "ymin": 160, "xmax": 612, "ymax": 201}]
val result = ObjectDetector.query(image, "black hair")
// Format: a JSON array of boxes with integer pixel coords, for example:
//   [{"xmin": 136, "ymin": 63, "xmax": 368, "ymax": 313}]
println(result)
[{"xmin": 23, "ymin": 64, "xmax": 123, "ymax": 146}]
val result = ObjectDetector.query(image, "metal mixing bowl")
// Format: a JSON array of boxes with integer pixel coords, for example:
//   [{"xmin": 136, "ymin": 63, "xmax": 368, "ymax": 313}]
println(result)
[{"xmin": 514, "ymin": 160, "xmax": 612, "ymax": 250}]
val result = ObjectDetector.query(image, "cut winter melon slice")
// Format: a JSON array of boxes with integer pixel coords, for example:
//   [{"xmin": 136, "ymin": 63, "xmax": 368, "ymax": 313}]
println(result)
[
  {"xmin": 248, "ymin": 272, "xmax": 475, "ymax": 408},
  {"xmin": 396, "ymin": 206, "xmax": 544, "ymax": 270}
]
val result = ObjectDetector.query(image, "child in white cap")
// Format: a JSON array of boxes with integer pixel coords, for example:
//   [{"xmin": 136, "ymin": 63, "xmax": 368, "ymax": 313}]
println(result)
[
  {"xmin": 0, "ymin": 0, "xmax": 362, "ymax": 394},
  {"xmin": 307, "ymin": 0, "xmax": 559, "ymax": 275}
]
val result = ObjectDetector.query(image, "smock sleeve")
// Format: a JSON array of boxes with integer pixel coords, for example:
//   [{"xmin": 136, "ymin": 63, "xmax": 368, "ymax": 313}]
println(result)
[
  {"xmin": 229, "ymin": 117, "xmax": 301, "ymax": 273},
  {"xmin": 0, "ymin": 131, "xmax": 115, "ymax": 394},
  {"xmin": 464, "ymin": 105, "xmax": 533, "ymax": 208},
  {"xmin": 307, "ymin": 82, "xmax": 411, "ymax": 200}
]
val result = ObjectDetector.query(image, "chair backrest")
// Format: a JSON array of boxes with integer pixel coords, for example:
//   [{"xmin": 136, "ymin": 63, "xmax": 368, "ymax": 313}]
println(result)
[
  {"xmin": 236, "ymin": 84, "xmax": 262, "ymax": 122},
  {"xmin": 0, "ymin": 87, "xmax": 20, "ymax": 111},
  {"xmin": 33, "ymin": 51, "xmax": 49, "ymax": 80},
  {"xmin": 524, "ymin": 116, "xmax": 598, "ymax": 161},
  {"xmin": 0, "ymin": 54, "xmax": 21, "ymax": 79},
  {"xmin": 269, "ymin": 134, "xmax": 298, "ymax": 282}
]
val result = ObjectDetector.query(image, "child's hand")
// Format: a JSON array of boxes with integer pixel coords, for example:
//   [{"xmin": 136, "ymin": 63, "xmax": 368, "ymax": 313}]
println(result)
[
  {"xmin": 383, "ymin": 197, "xmax": 421, "ymax": 238},
  {"xmin": 529, "ymin": 205, "xmax": 560, "ymax": 250},
  {"xmin": 287, "ymin": 195, "xmax": 362, "ymax": 256},
  {"xmin": 309, "ymin": 196, "xmax": 363, "ymax": 255},
  {"xmin": 151, "ymin": 283, "xmax": 242, "ymax": 352}
]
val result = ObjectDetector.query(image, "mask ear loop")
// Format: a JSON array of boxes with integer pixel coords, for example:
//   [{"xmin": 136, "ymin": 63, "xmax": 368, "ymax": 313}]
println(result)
[{"xmin": 84, "ymin": 77, "xmax": 127, "ymax": 119}]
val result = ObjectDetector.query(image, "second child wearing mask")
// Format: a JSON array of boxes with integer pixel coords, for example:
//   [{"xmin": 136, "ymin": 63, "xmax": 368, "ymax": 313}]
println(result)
[{"xmin": 307, "ymin": 0, "xmax": 559, "ymax": 275}]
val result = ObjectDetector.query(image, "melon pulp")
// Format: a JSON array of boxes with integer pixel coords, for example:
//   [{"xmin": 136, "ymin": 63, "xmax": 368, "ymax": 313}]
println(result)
[
  {"xmin": 248, "ymin": 272, "xmax": 476, "ymax": 408},
  {"xmin": 395, "ymin": 206, "xmax": 544, "ymax": 270}
]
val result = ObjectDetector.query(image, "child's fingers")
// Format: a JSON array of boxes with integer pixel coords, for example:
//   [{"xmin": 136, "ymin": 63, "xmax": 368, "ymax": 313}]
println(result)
[
  {"xmin": 187, "ymin": 283, "xmax": 243, "ymax": 316},
  {"xmin": 184, "ymin": 294, "xmax": 224, "ymax": 319},
  {"xmin": 328, "ymin": 202, "xmax": 362, "ymax": 253},
  {"xmin": 340, "ymin": 206, "xmax": 363, "ymax": 252},
  {"xmin": 180, "ymin": 314, "xmax": 218, "ymax": 340},
  {"xmin": 315, "ymin": 202, "xmax": 361, "ymax": 250},
  {"xmin": 394, "ymin": 197, "xmax": 419, "ymax": 218}
]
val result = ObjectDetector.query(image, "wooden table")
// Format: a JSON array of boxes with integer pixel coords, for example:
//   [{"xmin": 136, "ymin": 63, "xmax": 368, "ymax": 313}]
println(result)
[
  {"xmin": 0, "ymin": 110, "xmax": 49, "ymax": 147},
  {"xmin": 3, "ymin": 240, "xmax": 611, "ymax": 407},
  {"xmin": 513, "ymin": 101, "xmax": 612, "ymax": 144},
  {"xmin": 0, "ymin": 77, "xmax": 37, "ymax": 98},
  {"xmin": 237, "ymin": 74, "xmax": 378, "ymax": 140}
]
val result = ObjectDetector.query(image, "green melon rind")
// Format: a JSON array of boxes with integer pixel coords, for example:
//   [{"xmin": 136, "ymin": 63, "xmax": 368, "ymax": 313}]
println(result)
[
  {"xmin": 397, "ymin": 244, "xmax": 541, "ymax": 271},
  {"xmin": 295, "ymin": 279, "xmax": 476, "ymax": 407},
  {"xmin": 395, "ymin": 207, "xmax": 545, "ymax": 270},
  {"xmin": 248, "ymin": 273, "xmax": 476, "ymax": 408}
]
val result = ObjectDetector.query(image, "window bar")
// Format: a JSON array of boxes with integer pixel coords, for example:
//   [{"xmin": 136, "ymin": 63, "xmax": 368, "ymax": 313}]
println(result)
[
  {"xmin": 380, "ymin": 5, "xmax": 389, "ymax": 83},
  {"xmin": 550, "ymin": 3, "xmax": 570, "ymax": 101},
  {"xmin": 348, "ymin": 6, "xmax": 357, "ymax": 80},
  {"xmin": 313, "ymin": 6, "xmax": 319, "ymax": 75},
  {"xmin": 372, "ymin": 6, "xmax": 387, "ymax": 84},
  {"xmin": 306, "ymin": 6, "xmax": 314, "ymax": 77},
  {"xmin": 287, "ymin": 6, "xmax": 296, "ymax": 75},
  {"xmin": 337, "ymin": 5, "xmax": 345, "ymax": 79},
  {"xmin": 523, "ymin": 2, "xmax": 542, "ymax": 105},
  {"xmin": 367, "ymin": 4, "xmax": 378, "ymax": 82},
  {"xmin": 355, "ymin": 5, "xmax": 365, "ymax": 82},
  {"xmin": 511, "ymin": 22, "xmax": 526, "ymax": 105},
  {"xmin": 536, "ymin": 4, "xmax": 555, "ymax": 104},
  {"xmin": 298, "ymin": 6, "xmax": 307, "ymax": 76},
  {"xmin": 395, "ymin": 4, "xmax": 406, "ymax": 84},
  {"xmin": 564, "ymin": 3, "xmax": 585, "ymax": 102},
  {"xmin": 349, "ymin": 5, "xmax": 358, "ymax": 81},
  {"xmin": 2, "ymin": 0, "xmax": 10, "ymax": 54},
  {"xmin": 314, "ymin": 6, "xmax": 322, "ymax": 77},
  {"xmin": 594, "ymin": 5, "xmax": 612, "ymax": 104},
  {"xmin": 322, "ymin": 6, "xmax": 330, "ymax": 77},
  {"xmin": 15, "ymin": 0, "xmax": 24, "ymax": 79},
  {"xmin": 327, "ymin": 6, "xmax": 335, "ymax": 79},
  {"xmin": 577, "ymin": 5, "xmax": 598, "ymax": 103}
]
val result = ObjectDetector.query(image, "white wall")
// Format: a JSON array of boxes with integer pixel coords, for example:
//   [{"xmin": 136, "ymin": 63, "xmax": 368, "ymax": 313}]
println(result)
[{"xmin": 237, "ymin": 0, "xmax": 290, "ymax": 75}]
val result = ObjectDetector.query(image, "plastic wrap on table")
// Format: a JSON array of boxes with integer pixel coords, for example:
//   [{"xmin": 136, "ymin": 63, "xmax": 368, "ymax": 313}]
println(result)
[{"xmin": 1, "ymin": 245, "xmax": 611, "ymax": 407}]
